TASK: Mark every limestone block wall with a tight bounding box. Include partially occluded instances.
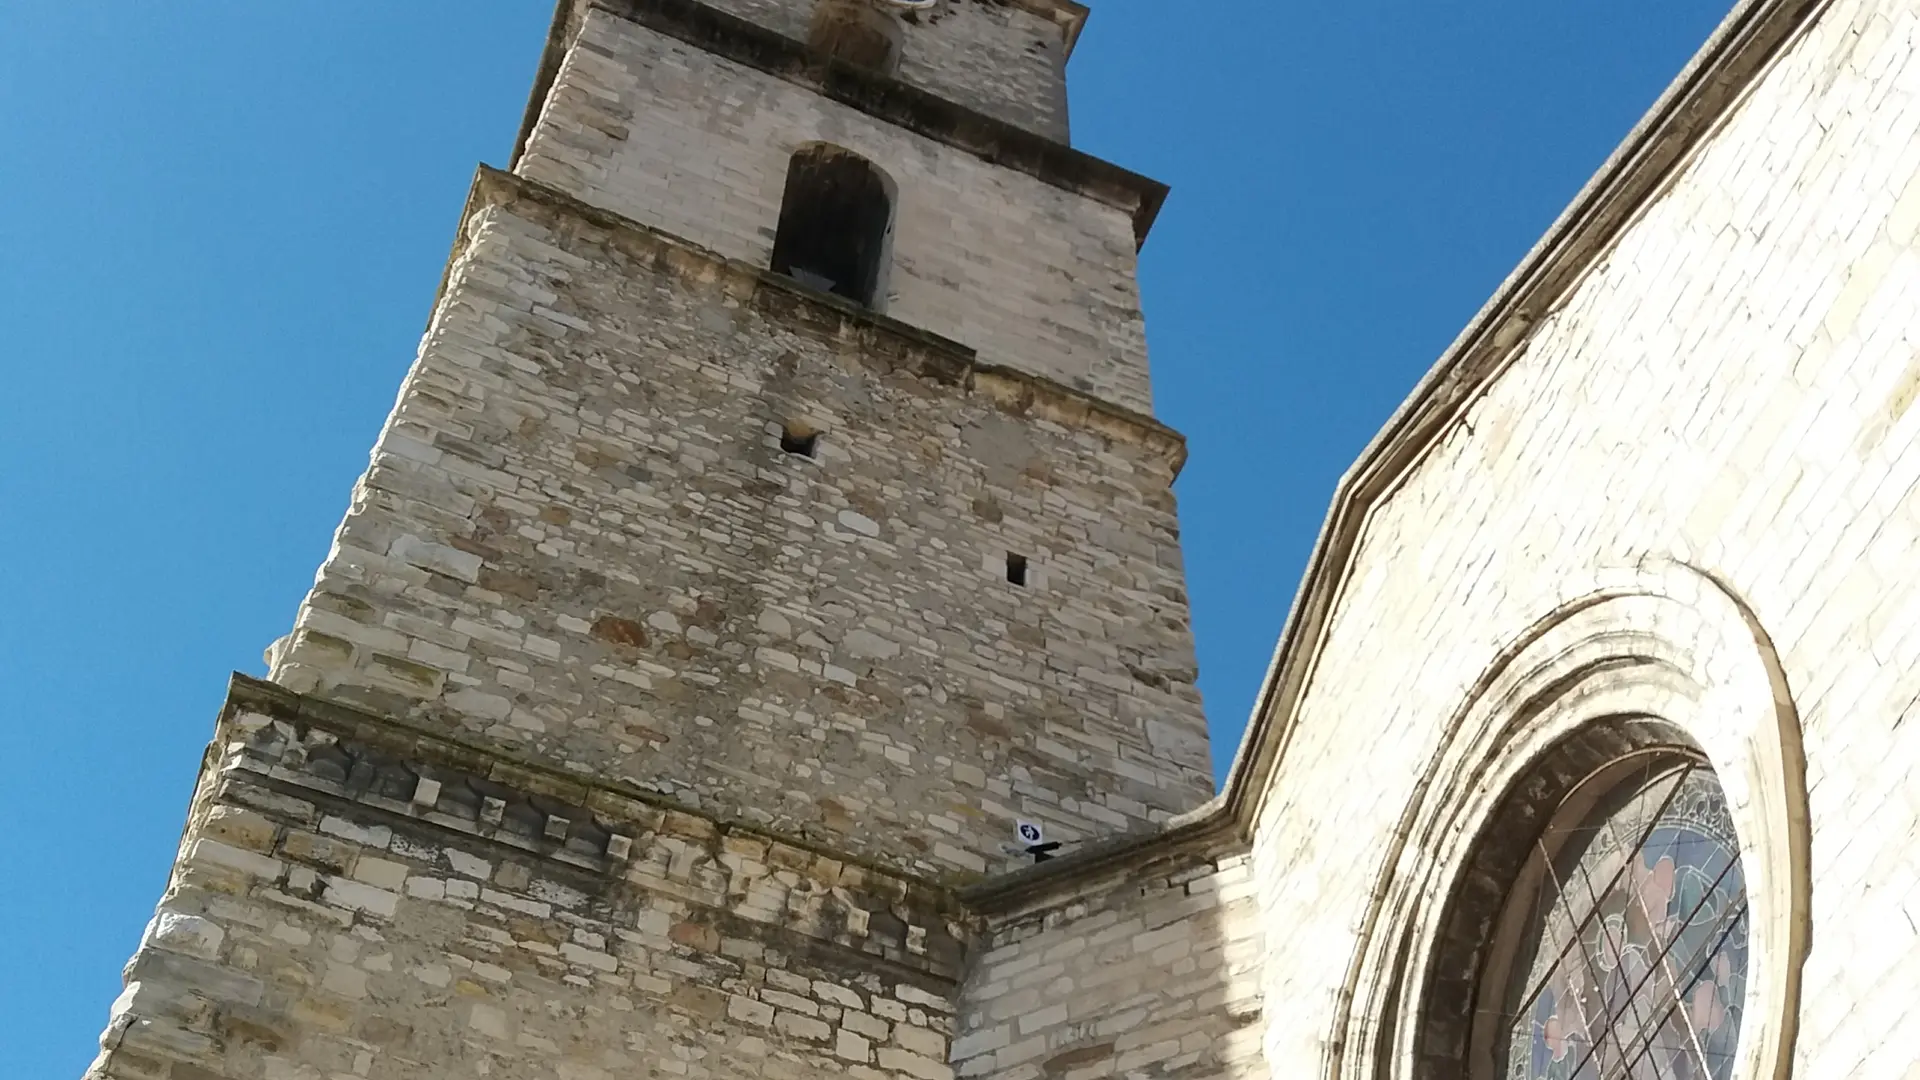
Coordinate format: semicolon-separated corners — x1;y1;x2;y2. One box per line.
90;681;968;1080
1247;0;1920;1074
271;171;1212;880
692;0;1074;140
954;848;1268;1080
518;9;1153;414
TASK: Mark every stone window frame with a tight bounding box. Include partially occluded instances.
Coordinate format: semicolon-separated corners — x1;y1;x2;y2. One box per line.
1322;561;1810;1080
769;141;900;311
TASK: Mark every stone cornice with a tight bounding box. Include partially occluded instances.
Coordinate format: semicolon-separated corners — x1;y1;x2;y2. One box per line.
218;673;972;904
209;675;974;984
509;0;1168;247
209;674;1237;927
438;165;1189;481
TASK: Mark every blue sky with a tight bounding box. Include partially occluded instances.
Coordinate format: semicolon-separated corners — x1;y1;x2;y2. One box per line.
0;1;1728;1071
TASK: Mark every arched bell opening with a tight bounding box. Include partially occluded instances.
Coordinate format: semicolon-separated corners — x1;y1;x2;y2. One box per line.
769;143;896;310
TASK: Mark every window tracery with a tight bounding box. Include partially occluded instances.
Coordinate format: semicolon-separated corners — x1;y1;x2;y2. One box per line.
1484;754;1749;1080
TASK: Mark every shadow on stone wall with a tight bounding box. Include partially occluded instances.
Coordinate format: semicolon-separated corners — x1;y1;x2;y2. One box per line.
953;845;1267;1080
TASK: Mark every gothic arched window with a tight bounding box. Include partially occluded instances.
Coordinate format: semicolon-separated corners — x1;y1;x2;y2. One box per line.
808;0;903;74
1476;752;1750;1080
769;144;894;309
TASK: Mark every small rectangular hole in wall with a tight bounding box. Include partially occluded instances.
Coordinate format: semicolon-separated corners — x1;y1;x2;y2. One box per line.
1006;553;1029;587
781;424;820;458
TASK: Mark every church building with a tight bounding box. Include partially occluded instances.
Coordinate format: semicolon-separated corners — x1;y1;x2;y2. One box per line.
83;0;1920;1078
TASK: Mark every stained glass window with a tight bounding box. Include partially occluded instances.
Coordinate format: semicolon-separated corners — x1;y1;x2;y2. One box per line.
1490;756;1749;1080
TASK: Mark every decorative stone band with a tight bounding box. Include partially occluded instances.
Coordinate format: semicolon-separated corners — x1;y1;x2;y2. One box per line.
959;795;1237;918
103;673;1258;1080
208;673;974;982
204;669;1254;926
439;165;1190;480
510;0;1169;246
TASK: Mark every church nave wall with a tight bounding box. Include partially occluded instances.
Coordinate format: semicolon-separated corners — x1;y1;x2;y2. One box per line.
1247;0;1920;1075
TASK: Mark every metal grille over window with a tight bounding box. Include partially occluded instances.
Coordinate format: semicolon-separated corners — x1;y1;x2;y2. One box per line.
1488;756;1749;1080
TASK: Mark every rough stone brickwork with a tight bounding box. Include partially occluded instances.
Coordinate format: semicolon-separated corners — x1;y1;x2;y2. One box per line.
269;170;1210;879
100;0;1920;1077
518;8;1155;413
86;0;1224;1074
1244;0;1920;1075
92;679;970;1080
955;845;1267;1080
691;0;1076;140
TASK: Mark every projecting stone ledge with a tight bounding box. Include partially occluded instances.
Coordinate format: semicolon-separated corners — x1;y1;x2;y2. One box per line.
512;0;1165;243
88;675;1260;1080
209;672;1234;903
445;165;1190;481
214;672;975;907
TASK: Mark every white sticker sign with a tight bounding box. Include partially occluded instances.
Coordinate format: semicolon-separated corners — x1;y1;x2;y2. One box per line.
1016;820;1045;846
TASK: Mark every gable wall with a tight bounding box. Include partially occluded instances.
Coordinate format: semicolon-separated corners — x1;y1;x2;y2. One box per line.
1249;0;1920;1073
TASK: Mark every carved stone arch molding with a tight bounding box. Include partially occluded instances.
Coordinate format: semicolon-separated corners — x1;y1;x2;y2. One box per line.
1327;559;1809;1080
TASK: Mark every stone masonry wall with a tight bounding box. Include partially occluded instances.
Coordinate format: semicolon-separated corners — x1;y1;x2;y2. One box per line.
270;171;1212;881
518;9;1153;414
90;681;968;1080
691;0;1073;140
1250;0;1920;1075
954;848;1267;1080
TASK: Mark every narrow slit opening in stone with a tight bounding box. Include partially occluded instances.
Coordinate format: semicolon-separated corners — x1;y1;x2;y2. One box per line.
1007;553;1029;586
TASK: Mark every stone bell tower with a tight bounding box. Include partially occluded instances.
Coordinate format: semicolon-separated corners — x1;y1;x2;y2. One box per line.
87;1;1211;1076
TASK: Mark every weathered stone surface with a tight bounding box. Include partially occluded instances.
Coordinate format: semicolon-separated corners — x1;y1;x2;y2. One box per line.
100;0;1920;1077
683;0;1076;140
140;913;225;962
1236;0;1920;1076
269;169;1208;877
90;688;974;1079
519;8;1153;413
